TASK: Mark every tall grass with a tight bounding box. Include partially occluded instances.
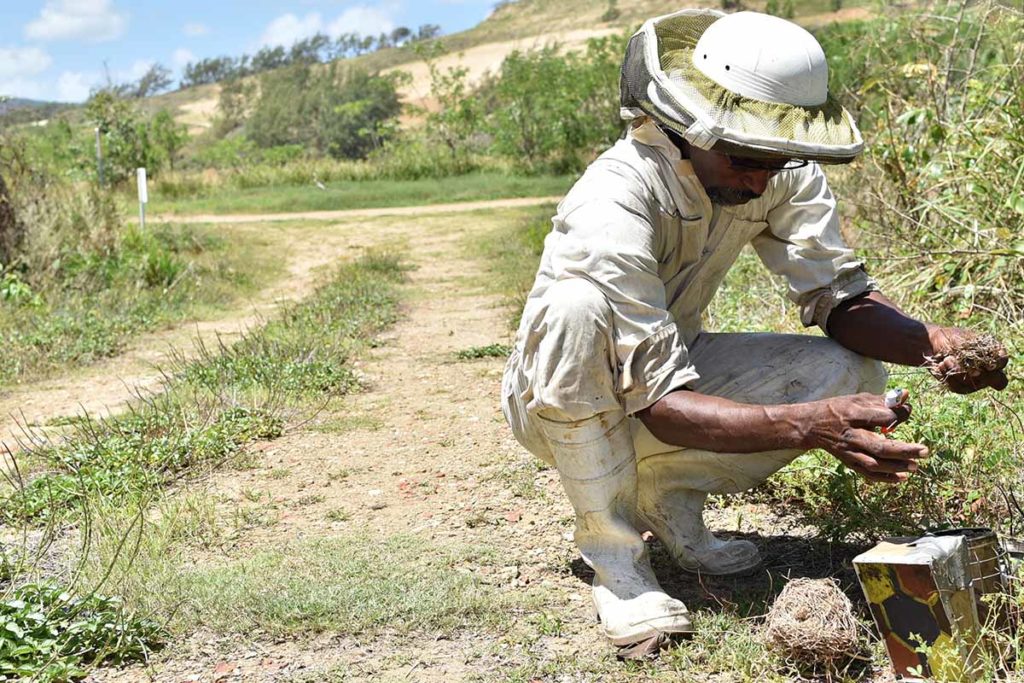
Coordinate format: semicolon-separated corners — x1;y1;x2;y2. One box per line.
0;136;271;386
820;2;1024;326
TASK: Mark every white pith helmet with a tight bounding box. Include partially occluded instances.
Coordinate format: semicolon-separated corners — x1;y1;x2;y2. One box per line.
693;12;828;107
619;9;863;163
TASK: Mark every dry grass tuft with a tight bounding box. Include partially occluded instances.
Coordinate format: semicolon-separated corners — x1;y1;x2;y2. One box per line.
925;333;1006;388
764;577;862;671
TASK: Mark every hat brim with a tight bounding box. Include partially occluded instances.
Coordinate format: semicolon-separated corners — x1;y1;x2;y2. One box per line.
620;9;863;164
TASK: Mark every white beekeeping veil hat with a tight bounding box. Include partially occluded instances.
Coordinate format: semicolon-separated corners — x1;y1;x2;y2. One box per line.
620;9;863;163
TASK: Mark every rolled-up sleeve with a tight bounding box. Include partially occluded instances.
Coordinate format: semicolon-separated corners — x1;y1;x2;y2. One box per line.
751;163;877;332
549;164;699;414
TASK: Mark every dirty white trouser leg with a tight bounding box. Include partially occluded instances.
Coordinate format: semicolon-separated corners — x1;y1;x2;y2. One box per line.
631;332;888;574
502;278;691;645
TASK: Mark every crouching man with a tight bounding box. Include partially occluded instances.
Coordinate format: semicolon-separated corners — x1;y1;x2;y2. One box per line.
501;9;1009;657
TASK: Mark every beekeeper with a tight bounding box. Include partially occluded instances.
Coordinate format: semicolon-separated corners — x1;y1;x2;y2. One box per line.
501;9;1009;656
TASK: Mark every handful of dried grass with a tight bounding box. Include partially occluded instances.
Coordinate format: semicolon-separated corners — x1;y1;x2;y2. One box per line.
764;578;861;669
925;333;1005;388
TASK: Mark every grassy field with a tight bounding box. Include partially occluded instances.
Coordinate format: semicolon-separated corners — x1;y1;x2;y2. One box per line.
149;172;571;215
0;221;279;388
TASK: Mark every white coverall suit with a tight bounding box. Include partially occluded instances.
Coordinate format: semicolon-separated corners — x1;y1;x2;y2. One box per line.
500;120;887;644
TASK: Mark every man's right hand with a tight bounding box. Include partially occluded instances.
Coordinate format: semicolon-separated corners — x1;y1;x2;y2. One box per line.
805;392;929;483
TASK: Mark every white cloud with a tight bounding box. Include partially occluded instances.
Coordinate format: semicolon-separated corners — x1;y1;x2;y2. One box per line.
326;6;395;37
57;71;96;102
25;0;128;43
259;5;398;48
260;12;324;47
0;77;46;101
172;48;195;68
183;22;209;37
0;47;52;80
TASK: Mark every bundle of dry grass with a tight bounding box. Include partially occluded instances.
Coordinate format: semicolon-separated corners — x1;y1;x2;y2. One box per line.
926;333;1006;389
764;578;861;670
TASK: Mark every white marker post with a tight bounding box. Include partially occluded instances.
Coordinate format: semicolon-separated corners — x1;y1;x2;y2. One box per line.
136;167;148;231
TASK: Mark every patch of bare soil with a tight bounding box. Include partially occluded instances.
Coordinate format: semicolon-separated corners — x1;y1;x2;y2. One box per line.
83;208;877;682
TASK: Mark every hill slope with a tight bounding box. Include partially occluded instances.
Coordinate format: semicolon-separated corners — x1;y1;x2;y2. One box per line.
147;0;875;135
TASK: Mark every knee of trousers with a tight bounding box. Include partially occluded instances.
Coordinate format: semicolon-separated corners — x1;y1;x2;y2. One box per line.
823;341;888;397
528;278;621;423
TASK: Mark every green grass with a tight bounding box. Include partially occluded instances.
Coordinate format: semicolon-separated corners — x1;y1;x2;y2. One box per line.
0;250;407;678
455;343;512;360
0;221;277;388
2;251;405;525
150;172;571;215
169;534;509;637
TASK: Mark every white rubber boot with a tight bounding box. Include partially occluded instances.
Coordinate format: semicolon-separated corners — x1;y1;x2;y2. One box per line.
537;411;692;645
637;454;761;576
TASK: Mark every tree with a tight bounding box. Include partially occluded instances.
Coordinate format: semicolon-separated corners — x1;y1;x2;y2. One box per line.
250;46;288;73
247;63;403;159
181;56;239;88
150;110;189;169
481;37;624;171
290;33;332;64
215;77;256;136
130;63;173;98
86;92;182;182
390;27;412;47
415;24;442;42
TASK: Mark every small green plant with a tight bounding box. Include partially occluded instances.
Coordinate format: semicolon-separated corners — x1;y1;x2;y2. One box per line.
325;508;351;522
455;343;511;360
0;582;164;681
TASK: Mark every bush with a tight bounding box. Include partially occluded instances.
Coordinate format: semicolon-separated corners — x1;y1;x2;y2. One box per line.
479;34;625;172
85;94;190;184
819;4;1024;324
247;63;404;160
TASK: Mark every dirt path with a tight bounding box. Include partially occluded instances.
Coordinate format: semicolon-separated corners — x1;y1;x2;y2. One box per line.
158;196;562;225
0;197;558;455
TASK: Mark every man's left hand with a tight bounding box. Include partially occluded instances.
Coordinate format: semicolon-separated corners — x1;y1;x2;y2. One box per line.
927;326;1009;393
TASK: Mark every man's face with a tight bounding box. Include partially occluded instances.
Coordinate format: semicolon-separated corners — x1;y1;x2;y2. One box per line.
686;146;791;206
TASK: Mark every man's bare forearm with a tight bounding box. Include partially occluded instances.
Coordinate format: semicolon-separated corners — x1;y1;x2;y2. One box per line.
637;390;815;453
638;387;925;482
826;291;935;366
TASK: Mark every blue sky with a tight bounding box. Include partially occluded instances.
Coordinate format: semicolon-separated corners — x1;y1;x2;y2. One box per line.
0;0;497;103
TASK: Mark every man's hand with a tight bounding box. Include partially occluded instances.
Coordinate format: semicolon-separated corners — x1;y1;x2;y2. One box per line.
805;392;929;484
926;326;1009;394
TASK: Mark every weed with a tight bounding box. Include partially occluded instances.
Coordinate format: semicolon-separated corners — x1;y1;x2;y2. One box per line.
0;582;164;682
240;488;266;503
230;505;279;533
455;343;511;360
310;415;384;433
325;508;351;522
327;468;351;482
291;494;325;508
267;468;291;480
